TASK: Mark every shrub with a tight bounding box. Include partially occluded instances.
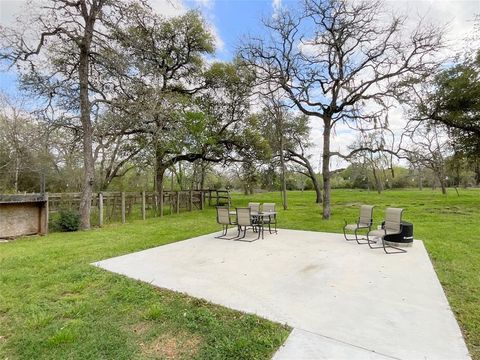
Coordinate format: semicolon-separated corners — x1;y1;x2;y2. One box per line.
57;210;81;232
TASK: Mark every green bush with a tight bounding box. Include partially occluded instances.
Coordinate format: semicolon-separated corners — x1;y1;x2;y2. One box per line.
57;210;81;232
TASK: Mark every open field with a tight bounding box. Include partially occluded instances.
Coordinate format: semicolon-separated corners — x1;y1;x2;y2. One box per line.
1;188;479;359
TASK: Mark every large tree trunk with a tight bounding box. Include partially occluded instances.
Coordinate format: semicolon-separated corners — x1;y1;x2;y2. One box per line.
313;177;322;204
302;154;322;204
155;147;167;194
436;166;447;195
78;34;94;230
322;120;331;219
474;159;480;186
155;147;167;217
200;162;206;190
438;172;447;195
280;139;288;210
77;2;104;230
439;178;447;195
177;162;183;189
372;167;383;194
155;164;166;195
306;166;322;204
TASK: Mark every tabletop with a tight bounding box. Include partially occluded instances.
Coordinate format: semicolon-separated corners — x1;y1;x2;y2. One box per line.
229;211;277;216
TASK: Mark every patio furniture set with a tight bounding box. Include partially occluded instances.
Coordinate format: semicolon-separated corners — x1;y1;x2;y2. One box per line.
343;205;414;254
215;202;277;242
215;202;413;252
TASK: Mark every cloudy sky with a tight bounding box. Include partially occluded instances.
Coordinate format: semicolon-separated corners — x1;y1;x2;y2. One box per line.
1;0;479;170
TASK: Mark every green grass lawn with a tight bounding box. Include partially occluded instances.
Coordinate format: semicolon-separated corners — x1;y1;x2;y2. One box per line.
0;210;290;359
1;188;479;359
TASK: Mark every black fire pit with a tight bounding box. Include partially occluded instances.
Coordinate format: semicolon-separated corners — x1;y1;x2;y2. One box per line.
384;221;414;247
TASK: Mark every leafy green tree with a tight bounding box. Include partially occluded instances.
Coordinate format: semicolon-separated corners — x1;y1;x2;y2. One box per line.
112;9;215;200
420;52;480;139
116;14;263;200
412;51;480;183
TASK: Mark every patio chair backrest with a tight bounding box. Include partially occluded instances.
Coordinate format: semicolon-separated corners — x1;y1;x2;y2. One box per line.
216;206;230;225
263;203;276;212
248;202;260;213
236;208;252;226
384;208;403;233
359;205;374;226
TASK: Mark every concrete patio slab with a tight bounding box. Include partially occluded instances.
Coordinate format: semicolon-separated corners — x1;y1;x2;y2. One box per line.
273;328;395;360
93;229;471;360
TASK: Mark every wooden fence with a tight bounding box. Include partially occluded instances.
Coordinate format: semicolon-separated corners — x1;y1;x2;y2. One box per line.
47;189;230;227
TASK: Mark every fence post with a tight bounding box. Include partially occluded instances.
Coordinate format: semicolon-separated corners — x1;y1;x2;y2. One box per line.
121;192;126;224
176;191;180;214
189;190;193;211
200;191;204;210
99;193;104;227
141;191;146;220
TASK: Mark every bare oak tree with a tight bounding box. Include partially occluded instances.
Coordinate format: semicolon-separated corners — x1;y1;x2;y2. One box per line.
348;131;394;194
404;122;451;194
241;0;443;218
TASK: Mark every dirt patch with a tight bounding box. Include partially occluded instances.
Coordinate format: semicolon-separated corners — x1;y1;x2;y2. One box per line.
141;331;202;359
128;321;152;336
343;202;363;207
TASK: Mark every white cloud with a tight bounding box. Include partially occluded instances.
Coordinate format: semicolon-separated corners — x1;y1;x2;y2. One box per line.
384;0;479;55
0;0;187;25
192;0;214;10
0;0;33;26
149;0;186;17
207;22;224;52
272;0;282;18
